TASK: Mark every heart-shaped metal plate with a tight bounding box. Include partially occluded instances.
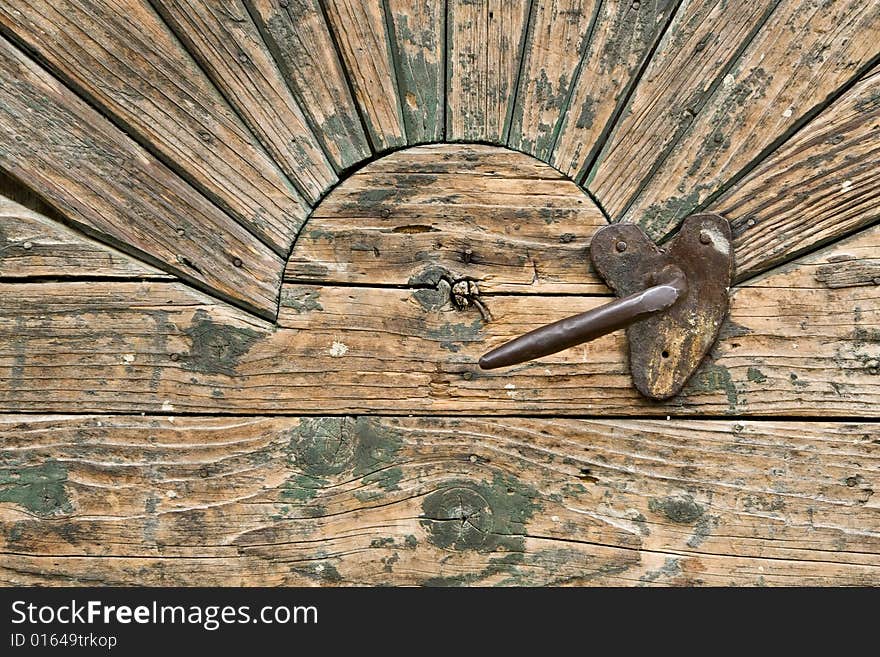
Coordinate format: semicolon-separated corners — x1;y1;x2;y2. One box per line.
590;214;734;400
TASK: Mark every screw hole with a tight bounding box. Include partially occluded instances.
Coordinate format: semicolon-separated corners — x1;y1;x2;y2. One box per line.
661;350;669;358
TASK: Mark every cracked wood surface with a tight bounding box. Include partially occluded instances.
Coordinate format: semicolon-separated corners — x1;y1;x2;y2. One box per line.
0;0;309;255
593;0;880;238
1;147;877;416
152;0;338;204
0;34;282;316
0;415;876;586
0;2;878;587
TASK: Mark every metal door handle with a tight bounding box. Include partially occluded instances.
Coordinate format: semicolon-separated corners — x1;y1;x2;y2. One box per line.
478;214;735;400
479;265;687;369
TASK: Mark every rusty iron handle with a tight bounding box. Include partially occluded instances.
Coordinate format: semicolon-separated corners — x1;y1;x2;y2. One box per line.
478;265;688;370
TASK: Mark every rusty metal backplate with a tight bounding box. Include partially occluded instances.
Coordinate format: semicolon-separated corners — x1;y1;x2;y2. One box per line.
590;214;734;400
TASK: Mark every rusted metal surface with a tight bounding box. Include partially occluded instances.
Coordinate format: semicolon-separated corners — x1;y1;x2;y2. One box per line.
591;213;734;400
479;266;687;369
479;213;734;400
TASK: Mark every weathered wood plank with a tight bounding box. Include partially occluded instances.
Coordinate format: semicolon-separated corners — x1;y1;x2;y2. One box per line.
321;0;406;151
508;0;600;159
0;196;170;280
447;0;531;142
386;0;445;143
0;0;308;253
596;0;880;239
1;415;876;586
152;0;338;203
550;0;680;178
247;0;372;170
0;35;283;315
1;221;877;415
585;0;779;224
285;144;608;293
711;66;880;282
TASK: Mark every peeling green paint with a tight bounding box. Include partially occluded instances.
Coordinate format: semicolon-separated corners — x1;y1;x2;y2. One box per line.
649;494;704;524
426;319;484;352
747;367;767;383
686;362;737;411
283;289;323;314
183;309;262;376
421;473;540;553
0;461;70;517
424;552;526;587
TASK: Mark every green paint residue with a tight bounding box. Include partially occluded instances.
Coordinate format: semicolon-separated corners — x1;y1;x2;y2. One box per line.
183;309;262;376
747;367;767;383
421;473;540;554
0;461;71;517
426;320;484;353
686;362;737;412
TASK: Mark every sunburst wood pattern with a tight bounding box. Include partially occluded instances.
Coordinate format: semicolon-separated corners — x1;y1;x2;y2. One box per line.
0;0;878;587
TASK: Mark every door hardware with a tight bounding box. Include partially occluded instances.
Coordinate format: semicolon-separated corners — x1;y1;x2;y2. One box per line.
479;214;734;400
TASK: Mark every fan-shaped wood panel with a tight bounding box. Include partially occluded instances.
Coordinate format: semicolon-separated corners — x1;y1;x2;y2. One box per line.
0;0;878;587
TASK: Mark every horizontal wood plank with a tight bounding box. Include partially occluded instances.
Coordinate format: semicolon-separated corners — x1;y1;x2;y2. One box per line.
152;0;338;203
0;221;877;415
0;0;309;253
711;66;880;282
1;415;876;585
0;36;283;316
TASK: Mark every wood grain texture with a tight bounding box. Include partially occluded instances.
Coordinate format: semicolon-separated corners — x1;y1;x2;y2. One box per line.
0;36;283;316
1;415;876;586
550;0;680;178
386;0;445;143
711;65;880;282
507;0;600;160
586;0;780;223
321;0;406;151
247;0;372;170
601;0;880;239
0;193;876;416
152;0;337;203
285;144;609;293
0;0;308;254
0;197;170;280
447;0;531;142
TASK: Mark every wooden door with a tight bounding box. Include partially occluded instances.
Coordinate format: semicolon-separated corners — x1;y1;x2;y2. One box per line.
0;0;878;586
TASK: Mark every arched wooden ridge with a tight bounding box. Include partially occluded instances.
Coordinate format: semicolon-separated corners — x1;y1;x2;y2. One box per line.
0;1;878;585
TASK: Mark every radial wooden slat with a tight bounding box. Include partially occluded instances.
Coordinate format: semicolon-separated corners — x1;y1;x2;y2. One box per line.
247;0;371;170
0;0;309;254
321;0;406;151
583;0;779;220
593;0;880;239
447;0;531;142
508;0;600;160
0;197;171;280
549;0;680;178
0;35;282;315
386;0;445;143
152;0;337;203
1;415;876;585
711;65;880;282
